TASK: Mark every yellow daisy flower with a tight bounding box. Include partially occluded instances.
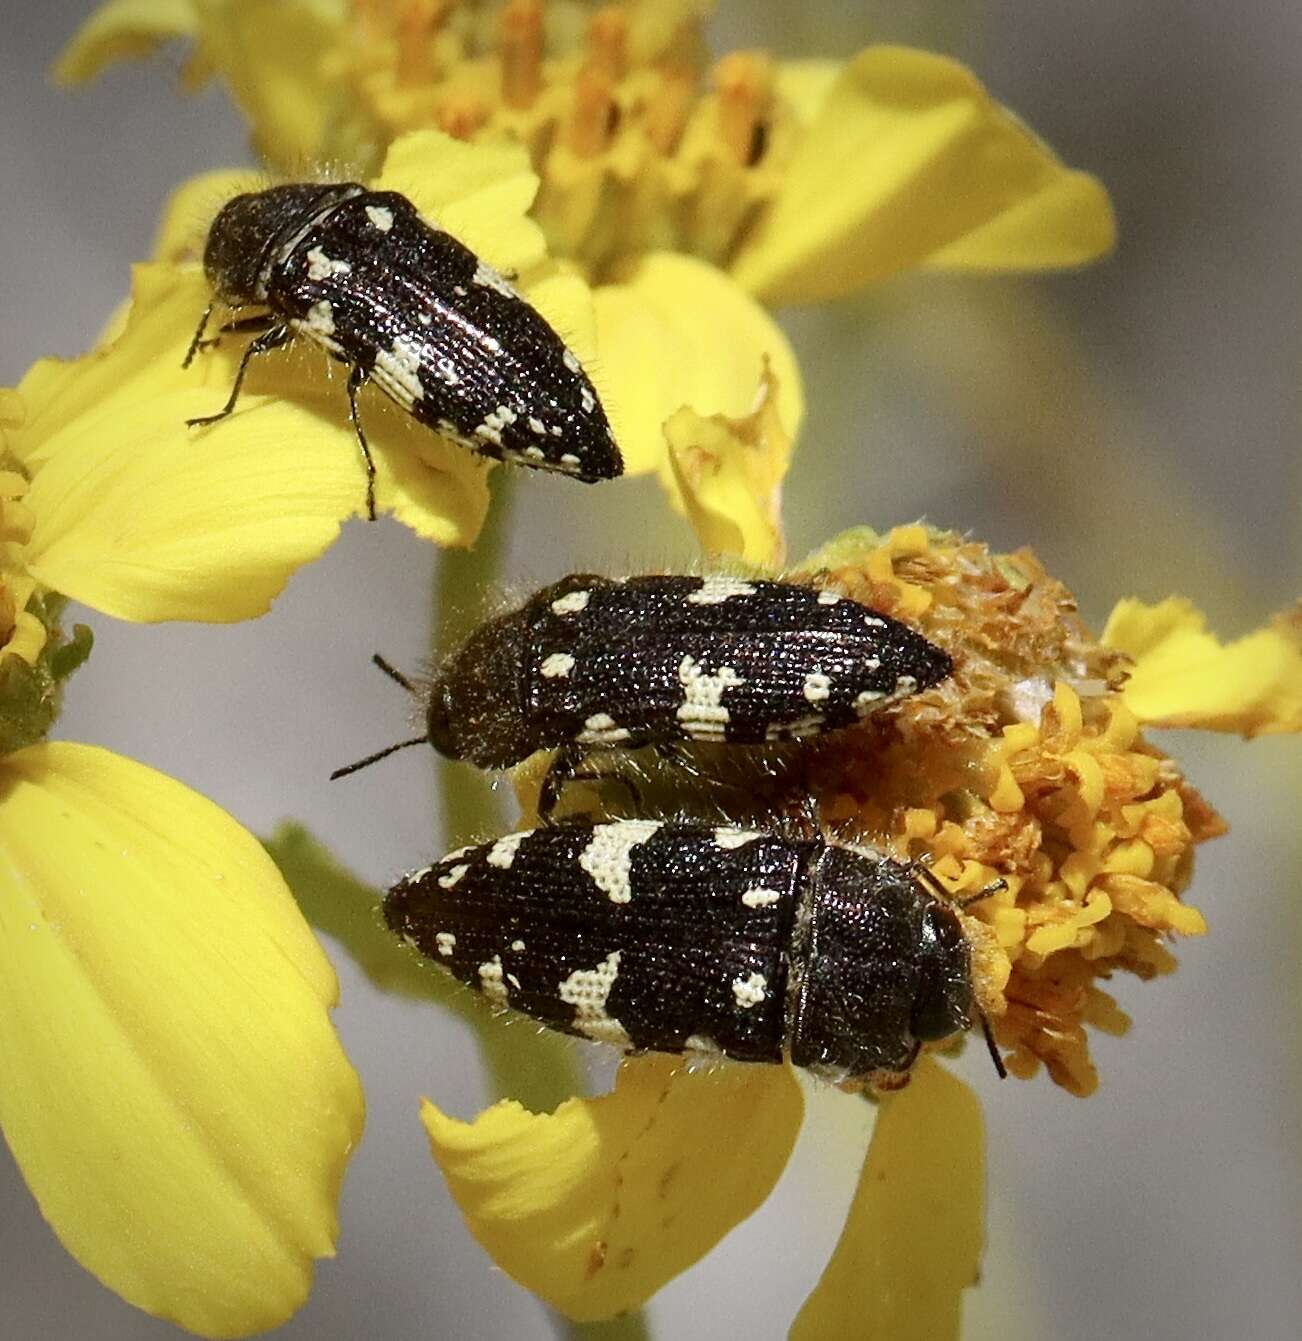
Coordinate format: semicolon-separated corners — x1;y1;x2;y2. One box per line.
340;412;1291;1330
409;520;1297;1329
15;126;797;592
1;391;364;1335
57;0;1116;303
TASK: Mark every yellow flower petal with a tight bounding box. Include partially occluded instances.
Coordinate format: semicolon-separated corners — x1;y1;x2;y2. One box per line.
53;0;198;85
733;46;1116;305
0;742;363;1337
665;361;790;566
790;1058;983;1341
15;263;488;621
1102;597;1302;735
593;251;804;479
186;0;351;169
424;1053;803;1321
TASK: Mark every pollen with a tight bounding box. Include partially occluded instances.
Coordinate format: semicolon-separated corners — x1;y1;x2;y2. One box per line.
333;0;792;279
796;526;1222;1097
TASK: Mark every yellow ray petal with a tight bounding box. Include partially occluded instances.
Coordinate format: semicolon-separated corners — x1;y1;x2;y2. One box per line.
15;264;488;621
376;130;548;278
1103;597;1302;735
53;0;198;85
665;361;790;566
186;0;349;171
593;251;804;480
733;46;1115;305
424;1053;803;1322
0;742;363;1337
790;1058;984;1341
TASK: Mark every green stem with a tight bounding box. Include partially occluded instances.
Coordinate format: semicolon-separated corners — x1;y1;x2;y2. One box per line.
431;471;583;1113
433;474;653;1340
557;1312;653;1341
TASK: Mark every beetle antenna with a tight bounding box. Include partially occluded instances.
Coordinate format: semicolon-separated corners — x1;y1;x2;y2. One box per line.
372;652;417;693
978;1012;1008;1080
330;736;427;780
957;877;1008;909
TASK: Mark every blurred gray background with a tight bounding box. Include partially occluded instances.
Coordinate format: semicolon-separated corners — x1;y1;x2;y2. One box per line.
2;2;1299;1339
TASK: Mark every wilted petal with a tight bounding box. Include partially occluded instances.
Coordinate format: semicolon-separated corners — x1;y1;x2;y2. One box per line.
0;742;363;1337
791;1059;983;1341
1103;596;1302;735
423;1053;803;1321
15;264;488;621
665;361;790;565
53;0;198;85
593;251;803;479
733;46;1116;305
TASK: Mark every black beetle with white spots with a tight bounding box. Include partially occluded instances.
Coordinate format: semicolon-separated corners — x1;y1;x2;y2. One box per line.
332;571;954;815
185;183;622;518
385;819;980;1083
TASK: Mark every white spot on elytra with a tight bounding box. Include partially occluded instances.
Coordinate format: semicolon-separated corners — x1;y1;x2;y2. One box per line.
803;671;831;703
510;939;526;952
372;334;425;406
435;931;456;957
528;416;547;435
580;388;596;414
817;590;842;605
853;690;885;715
418;312;433;326
742;886;781;909
507;972;522;990
676;655;742;740
895;675;918;696
578;712;630;744
478;955;509;1005
541;652;575;678
562;349;582;374
683;1034;720;1054
766;713;824;741
437;863;468;889
303;299;335;336
434;356;459;387
473;259;518;298
579;820;662;903
559;950;630;1046
487;832;527;869
480;334;502;353
365;204;394;231
560;453;581;467
523;445;545;460
732;972;768;1009
687;577;757;605
453;284;468;296
475;421;502;446
551;589;590;615
714;828;762;849
305;247;351;280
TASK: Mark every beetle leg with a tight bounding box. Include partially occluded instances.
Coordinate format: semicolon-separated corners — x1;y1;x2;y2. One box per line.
346;364;378;520
186;322;293;428
182;302;215;369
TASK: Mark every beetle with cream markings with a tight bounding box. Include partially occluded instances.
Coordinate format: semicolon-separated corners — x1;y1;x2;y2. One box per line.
331;572;954;814
386;819;986;1082
185;182;622;518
